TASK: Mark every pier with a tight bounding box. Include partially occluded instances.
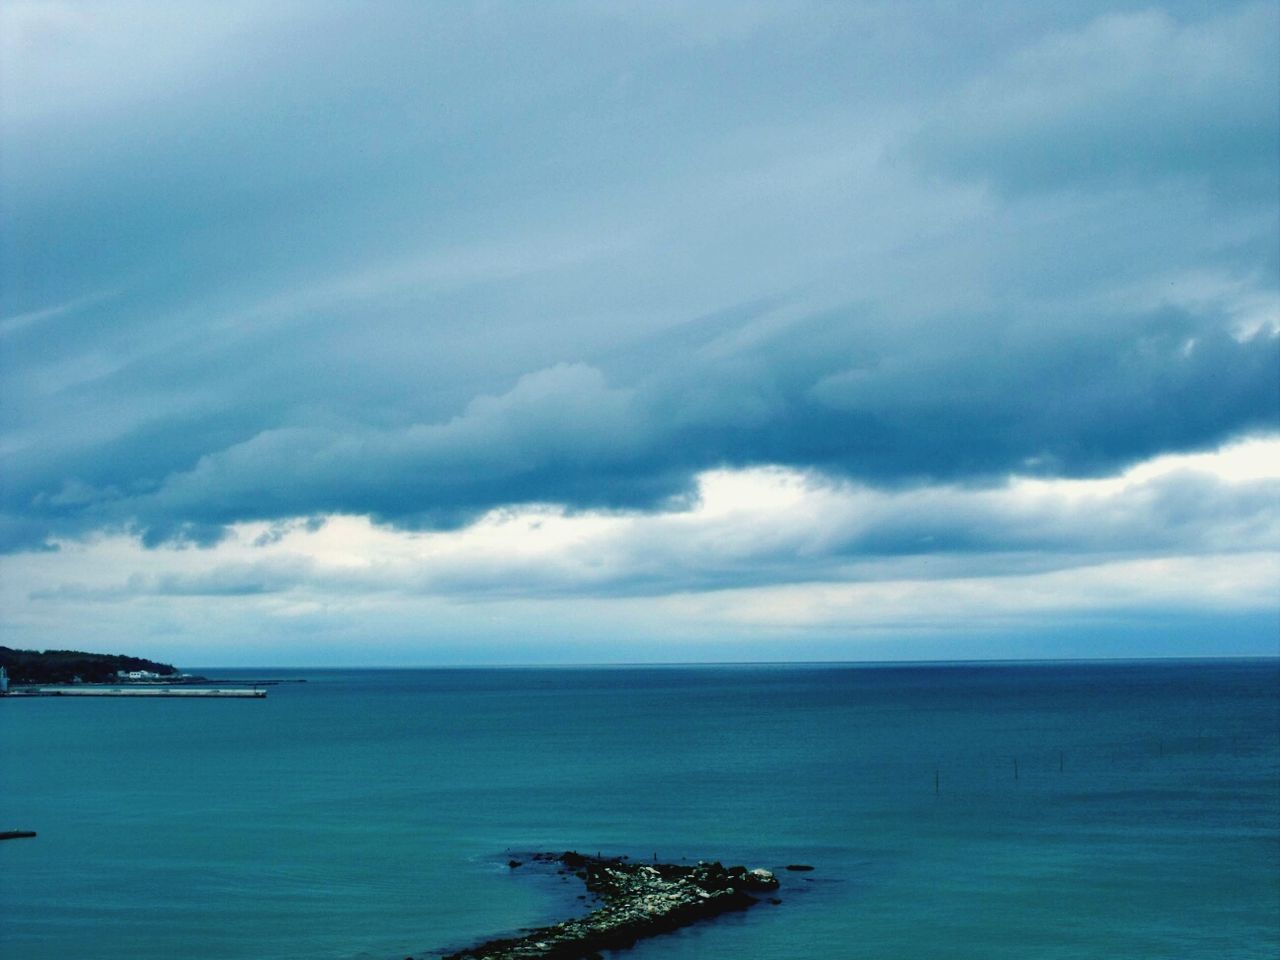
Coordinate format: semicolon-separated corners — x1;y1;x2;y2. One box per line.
8;687;266;698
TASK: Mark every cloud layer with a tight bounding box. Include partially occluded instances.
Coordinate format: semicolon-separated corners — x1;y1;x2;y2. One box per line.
1;2;1277;660
4;439;1277;659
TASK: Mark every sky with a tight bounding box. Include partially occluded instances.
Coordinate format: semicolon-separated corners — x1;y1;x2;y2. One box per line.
1;0;1277;666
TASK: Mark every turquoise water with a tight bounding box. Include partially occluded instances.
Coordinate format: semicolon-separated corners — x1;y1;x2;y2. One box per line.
1;660;1277;959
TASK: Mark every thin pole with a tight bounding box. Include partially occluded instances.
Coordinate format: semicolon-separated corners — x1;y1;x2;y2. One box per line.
1013;757;1019;781
934;769;940;796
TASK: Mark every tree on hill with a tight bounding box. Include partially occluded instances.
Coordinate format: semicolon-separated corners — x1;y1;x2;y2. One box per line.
0;647;180;685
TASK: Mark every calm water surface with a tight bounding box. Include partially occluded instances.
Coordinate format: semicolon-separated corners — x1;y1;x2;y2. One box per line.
2;660;1277;959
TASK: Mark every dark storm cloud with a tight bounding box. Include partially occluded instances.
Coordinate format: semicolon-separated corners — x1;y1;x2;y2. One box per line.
6;298;1271;551
2;1;1276;551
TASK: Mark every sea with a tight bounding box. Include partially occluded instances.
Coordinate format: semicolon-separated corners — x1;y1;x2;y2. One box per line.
1;659;1277;960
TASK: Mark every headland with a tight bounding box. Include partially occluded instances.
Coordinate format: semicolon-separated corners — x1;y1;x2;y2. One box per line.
0;646;191;686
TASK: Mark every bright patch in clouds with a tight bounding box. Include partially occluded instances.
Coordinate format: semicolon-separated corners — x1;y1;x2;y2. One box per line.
4;437;1276;662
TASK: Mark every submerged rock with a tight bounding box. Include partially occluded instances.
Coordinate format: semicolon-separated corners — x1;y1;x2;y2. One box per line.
440;852;784;960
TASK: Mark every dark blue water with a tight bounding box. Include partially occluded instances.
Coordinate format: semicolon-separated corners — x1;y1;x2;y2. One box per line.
2;660;1277;959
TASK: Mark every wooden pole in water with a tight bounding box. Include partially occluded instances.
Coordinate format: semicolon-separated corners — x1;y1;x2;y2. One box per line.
1013;757;1019;781
1059;751;1064;773
934;769;940;796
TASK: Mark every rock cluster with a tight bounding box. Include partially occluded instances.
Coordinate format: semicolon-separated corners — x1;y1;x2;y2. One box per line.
439;851;780;960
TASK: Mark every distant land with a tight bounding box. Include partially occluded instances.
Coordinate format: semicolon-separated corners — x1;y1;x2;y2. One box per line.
0;646;185;685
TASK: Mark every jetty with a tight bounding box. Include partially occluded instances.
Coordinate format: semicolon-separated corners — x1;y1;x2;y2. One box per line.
437;852;781;960
7;687;265;698
0;831;37;841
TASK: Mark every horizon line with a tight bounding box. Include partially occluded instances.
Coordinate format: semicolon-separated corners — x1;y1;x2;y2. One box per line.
188;654;1280;670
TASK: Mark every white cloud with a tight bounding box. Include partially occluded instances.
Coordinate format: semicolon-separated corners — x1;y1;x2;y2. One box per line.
5;435;1276;659
661;552;1280;632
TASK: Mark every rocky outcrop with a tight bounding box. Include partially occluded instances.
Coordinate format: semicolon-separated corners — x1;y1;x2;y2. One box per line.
439;852;781;960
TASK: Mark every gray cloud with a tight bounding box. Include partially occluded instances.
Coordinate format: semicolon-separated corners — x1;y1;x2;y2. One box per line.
907;4;1279;197
1;1;1276;552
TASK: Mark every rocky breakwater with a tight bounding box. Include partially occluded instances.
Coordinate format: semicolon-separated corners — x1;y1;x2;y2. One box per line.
440;851;781;960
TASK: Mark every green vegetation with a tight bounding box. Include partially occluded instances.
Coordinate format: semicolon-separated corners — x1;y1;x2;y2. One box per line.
0;647;179;685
